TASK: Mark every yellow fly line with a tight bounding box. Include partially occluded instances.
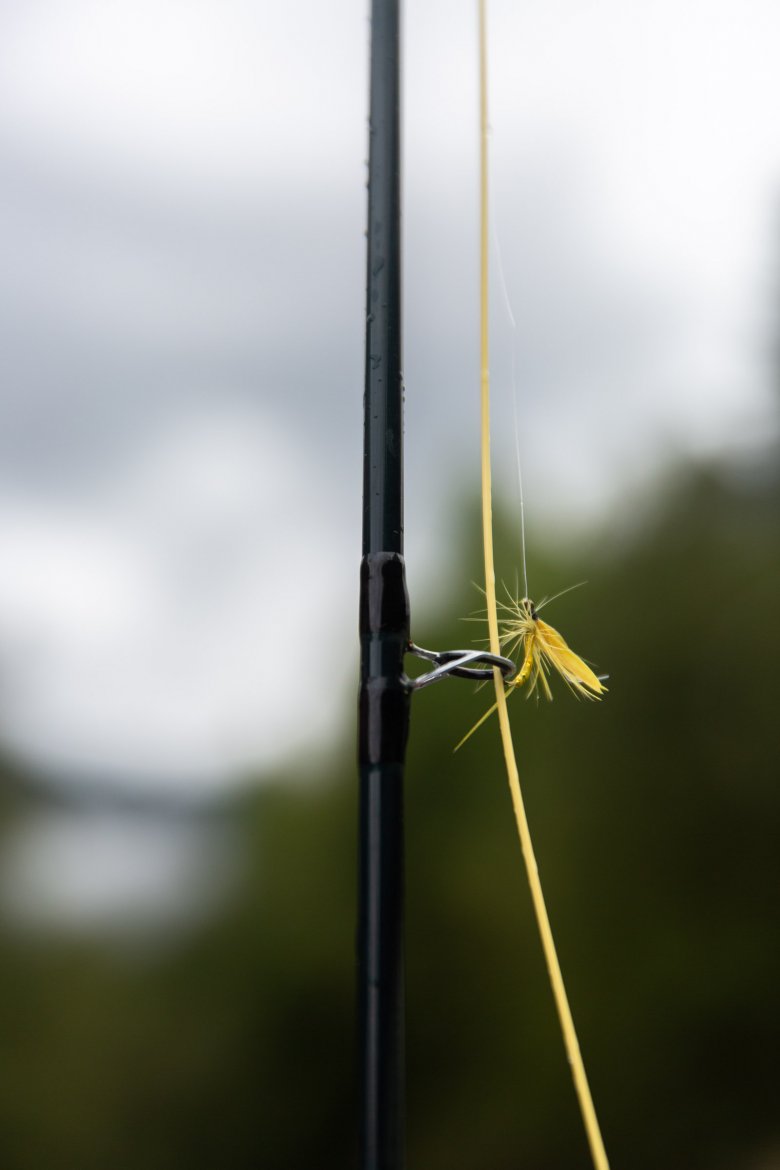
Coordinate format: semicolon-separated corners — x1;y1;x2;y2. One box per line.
476;4;610;1168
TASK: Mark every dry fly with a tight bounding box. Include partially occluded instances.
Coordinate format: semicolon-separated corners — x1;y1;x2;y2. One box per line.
456;590;606;750
500;593;605;700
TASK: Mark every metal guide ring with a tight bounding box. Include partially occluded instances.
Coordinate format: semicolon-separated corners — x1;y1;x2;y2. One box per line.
407;642;517;690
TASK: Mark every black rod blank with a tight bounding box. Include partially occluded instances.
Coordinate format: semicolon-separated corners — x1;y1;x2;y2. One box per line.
357;1;409;1168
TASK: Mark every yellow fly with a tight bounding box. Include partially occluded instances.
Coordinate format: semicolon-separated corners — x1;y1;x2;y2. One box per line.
500;594;605;700
455;592;606;750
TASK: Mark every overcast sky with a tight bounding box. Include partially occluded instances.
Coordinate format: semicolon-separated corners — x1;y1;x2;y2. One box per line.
1;0;779;799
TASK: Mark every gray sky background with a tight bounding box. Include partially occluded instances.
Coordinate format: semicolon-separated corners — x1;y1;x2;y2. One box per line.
1;0;779;799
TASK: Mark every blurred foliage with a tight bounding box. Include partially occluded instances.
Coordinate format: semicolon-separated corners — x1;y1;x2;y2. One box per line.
0;452;779;1169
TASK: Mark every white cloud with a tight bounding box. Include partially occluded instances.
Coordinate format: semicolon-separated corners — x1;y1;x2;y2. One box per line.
0;807;234;935
0;0;367;191
0;408;355;792
0;0;779;798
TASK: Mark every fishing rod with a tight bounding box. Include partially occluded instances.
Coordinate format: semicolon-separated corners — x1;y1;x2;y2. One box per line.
356;0;406;1163
356;4;514;1168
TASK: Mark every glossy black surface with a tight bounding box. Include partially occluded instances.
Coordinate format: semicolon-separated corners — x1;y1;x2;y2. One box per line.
357;3;408;1167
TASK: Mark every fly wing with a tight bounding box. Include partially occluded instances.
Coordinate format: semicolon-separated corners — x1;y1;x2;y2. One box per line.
535;618;606;697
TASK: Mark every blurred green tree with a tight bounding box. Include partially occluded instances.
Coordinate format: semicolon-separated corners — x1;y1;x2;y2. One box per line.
0;450;778;1170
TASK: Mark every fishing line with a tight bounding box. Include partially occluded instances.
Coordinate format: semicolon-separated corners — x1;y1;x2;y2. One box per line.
490;204;529;598
477;4;610;1168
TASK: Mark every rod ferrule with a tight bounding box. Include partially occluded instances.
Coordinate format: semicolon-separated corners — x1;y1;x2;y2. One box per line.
359;551;411;768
